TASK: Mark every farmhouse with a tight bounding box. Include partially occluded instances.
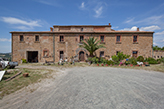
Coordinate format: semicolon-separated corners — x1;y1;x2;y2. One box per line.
10;23;154;63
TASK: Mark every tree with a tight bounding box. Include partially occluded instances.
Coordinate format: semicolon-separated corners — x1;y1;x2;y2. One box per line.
80;37;105;57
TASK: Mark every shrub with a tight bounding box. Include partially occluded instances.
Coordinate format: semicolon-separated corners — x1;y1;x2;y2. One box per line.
137;56;144;62
88;57;92;62
22;59;27;63
102;59;107;64
112;55;119;63
91;57;97;64
129;57;137;65
107;60;114;65
161;58;164;65
144;57;158;64
117;52;130;61
125;61;130;65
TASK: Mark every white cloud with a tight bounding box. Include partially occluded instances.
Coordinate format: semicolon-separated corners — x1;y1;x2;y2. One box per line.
35;0;61;7
78;1;107;18
155;31;164;35
140;25;161;31
80;2;85;9
0;17;42;30
121;26;138;31
124;15;164;25
153;42;158;45
94;6;103;18
125;17;135;23
0;38;11;42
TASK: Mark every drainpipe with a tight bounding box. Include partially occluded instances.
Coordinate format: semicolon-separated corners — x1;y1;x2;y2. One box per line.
53;33;55;62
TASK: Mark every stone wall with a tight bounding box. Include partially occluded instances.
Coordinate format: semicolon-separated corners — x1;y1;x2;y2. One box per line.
153;50;164;59
12;32;153;63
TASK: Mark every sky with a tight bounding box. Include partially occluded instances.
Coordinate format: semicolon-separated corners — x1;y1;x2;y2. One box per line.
0;0;164;53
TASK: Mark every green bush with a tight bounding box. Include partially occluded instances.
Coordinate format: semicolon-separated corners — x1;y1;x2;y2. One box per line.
112;55;119;63
125;61;130;65
102;59;107;64
144;57;158;64
22;59;27;63
107;60;114;65
117;52;130;61
91;57;97;64
137;56;144;62
129;57;137;65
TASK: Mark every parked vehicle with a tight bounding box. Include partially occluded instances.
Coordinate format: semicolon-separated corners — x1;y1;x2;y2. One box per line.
0;57;18;69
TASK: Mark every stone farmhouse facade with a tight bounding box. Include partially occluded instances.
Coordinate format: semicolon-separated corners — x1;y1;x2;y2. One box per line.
10;23;154;63
153;50;164;59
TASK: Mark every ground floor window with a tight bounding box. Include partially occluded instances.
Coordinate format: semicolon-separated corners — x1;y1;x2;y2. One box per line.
116;51;120;55
132;51;138;58
100;51;104;57
60;51;64;59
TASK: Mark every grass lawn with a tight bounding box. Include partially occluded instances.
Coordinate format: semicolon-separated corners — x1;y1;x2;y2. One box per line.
0;68;52;99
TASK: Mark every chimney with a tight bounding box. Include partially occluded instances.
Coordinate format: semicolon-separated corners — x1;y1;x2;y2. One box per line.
137;27;139;31
50;27;53;32
108;23;111;26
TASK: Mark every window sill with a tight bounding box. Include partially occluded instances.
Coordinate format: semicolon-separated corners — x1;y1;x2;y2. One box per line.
100;42;105;44
133;42;138;44
58;41;65;43
43;56;49;58
116;42;121;44
35;41;40;43
19;41;25;43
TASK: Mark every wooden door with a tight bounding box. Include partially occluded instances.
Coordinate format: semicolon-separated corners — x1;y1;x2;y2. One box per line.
79;51;84;61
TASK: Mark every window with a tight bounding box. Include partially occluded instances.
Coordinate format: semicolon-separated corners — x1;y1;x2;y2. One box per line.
60;51;64;59
35;35;39;41
81;28;83;31
20;35;24;41
133;35;138;42
161;56;163;58
100;35;104;42
60;36;64;42
100;51;104;57
43;50;48;57
132;51;138;58
116;35;121;42
80;36;84;42
116;51;120;55
158;56;159;58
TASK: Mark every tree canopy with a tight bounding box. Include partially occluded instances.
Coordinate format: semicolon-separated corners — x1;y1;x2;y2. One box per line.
80;37;105;57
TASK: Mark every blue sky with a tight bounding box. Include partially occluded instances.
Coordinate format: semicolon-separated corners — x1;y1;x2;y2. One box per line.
0;0;164;53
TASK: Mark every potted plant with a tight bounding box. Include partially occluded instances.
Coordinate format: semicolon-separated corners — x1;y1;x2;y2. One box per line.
106;64;108;66
97;63;99;66
101;63;104;66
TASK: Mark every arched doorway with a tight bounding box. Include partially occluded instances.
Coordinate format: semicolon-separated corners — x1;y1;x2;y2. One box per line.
79;51;85;61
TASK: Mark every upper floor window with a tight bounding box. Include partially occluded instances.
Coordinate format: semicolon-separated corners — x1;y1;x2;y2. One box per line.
116;35;121;42
60;35;64;42
133;35;138;42
80;35;84;42
81;28;83;31
35;35;39;42
100;51;104;57
20;35;24;41
100;35;104;42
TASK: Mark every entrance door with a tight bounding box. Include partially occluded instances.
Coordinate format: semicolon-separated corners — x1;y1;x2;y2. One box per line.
79;51;84;61
27;51;38;63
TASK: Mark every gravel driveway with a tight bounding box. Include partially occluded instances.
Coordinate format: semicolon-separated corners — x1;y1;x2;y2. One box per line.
0;66;164;109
